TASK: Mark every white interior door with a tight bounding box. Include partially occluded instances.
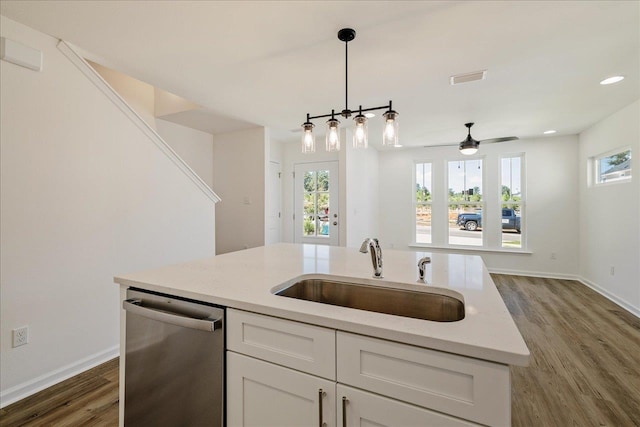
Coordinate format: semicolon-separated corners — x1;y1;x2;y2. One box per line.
294;161;339;245
265;161;281;245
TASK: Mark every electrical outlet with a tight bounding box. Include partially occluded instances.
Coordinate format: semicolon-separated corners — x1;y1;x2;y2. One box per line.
610;266;615;276
12;326;29;348
550;252;557;260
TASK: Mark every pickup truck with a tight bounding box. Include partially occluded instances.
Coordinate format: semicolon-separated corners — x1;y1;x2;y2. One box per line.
456;208;521;233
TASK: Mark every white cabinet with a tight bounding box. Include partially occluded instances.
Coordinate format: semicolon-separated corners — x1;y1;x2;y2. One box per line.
227;309;507;426
227;352;336;427
337;385;477;427
337;332;509;426
227;309;335;380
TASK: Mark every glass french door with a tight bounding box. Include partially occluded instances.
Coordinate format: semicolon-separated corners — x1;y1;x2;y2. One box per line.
294;161;339;245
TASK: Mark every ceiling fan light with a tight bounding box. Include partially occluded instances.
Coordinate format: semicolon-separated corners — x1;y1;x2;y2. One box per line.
326;117;341;152
301;121;315;153
382;110;399;147
459;137;479;155
353;113;368;149
460;146;478;155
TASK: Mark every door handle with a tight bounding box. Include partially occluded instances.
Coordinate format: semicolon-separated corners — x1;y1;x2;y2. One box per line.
123;299;222;332
318;389;326;427
342;396;348;427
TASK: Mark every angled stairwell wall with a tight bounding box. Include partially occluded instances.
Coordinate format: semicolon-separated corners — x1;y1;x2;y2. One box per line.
0;16;218;405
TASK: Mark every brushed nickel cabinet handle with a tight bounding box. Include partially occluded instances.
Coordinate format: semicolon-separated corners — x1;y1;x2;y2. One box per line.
318;388;327;427
342;396;348;427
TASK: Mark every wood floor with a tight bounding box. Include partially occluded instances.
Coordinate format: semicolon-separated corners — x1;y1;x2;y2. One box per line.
493;275;640;427
0;358;118;427
1;275;638;426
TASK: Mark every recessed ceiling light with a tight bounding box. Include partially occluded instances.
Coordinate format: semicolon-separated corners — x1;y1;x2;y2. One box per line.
543;130;556;134
600;76;624;85
364;113;375;118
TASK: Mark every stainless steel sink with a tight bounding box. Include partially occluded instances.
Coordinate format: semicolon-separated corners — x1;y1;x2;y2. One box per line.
275;278;465;322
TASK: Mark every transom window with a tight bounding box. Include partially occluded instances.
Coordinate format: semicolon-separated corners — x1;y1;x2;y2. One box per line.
594;149;631;184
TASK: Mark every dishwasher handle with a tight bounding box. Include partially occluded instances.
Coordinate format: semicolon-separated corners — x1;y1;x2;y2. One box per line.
123;298;222;332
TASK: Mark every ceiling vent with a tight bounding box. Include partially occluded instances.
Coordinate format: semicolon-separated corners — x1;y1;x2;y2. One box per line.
450;70;487;85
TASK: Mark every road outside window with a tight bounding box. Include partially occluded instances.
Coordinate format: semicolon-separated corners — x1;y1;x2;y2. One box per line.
501;156;524;249
448;159;483;246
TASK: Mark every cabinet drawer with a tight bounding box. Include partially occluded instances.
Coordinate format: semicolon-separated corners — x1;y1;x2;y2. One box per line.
337;332;510;426
337;384;479;427
228;309;336;380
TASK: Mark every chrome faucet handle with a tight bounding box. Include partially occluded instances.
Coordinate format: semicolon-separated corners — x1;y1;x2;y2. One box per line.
359;238;372;253
418;256;431;282
360;238;383;278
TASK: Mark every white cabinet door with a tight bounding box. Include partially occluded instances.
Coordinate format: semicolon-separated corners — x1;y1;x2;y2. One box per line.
228;352;336;427
336;385;479;427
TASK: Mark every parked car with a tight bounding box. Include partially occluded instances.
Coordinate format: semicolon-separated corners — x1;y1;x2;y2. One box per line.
456;209;521;233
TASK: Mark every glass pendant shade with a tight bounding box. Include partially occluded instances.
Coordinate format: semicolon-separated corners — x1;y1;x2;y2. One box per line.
382;110;399;146
353;114;368;148
326;117;341;152
301;122;315;153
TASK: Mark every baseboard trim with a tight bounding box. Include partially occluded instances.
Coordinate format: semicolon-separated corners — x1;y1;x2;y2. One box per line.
0;345;119;408
488;268;640;319
577;276;640;319
487;268;577;281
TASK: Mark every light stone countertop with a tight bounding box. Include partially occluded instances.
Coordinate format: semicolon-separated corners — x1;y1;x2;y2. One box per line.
114;243;530;366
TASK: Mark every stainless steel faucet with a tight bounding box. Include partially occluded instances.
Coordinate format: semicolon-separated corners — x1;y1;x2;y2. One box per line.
360;238;383;278
418;256;431;282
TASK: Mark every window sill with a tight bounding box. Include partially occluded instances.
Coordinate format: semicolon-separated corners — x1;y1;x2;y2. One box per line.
409;243;532;255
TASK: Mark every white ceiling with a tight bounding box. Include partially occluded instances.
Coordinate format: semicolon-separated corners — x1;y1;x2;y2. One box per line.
1;1;638;148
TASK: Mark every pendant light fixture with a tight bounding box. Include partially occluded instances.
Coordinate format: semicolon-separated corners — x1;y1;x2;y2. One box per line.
301;28;399;153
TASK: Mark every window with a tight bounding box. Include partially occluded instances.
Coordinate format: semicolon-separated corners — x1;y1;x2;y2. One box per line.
415;162;432;243
448;159;483;246
303;169;330;237
501;155;524;248
595;149;631;184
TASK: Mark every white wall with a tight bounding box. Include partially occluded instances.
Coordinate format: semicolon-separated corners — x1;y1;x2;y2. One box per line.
578;100;640;315
0;16;216;404
212;127;267;254
344;130;380;248
156;119;214;189
89;60;157;128
90;61;214;189
378;135;580;277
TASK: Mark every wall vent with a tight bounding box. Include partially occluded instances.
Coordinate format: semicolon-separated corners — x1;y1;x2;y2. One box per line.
450;70;487;85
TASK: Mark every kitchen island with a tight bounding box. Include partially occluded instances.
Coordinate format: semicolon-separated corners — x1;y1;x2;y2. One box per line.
115;243;529;426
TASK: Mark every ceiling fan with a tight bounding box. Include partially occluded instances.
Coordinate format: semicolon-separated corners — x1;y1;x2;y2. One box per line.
426;123;518;155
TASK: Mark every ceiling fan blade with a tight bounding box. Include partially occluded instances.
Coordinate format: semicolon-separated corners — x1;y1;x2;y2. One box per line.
479;136;519;144
422;142;459;148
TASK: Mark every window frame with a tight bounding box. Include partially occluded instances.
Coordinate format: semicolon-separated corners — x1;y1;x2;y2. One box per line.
413;160;434;244
592;146;632;186
500;153;526;250
446;157;485;248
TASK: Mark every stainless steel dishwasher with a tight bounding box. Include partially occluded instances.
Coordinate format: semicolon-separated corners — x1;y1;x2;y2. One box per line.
123;288;224;426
